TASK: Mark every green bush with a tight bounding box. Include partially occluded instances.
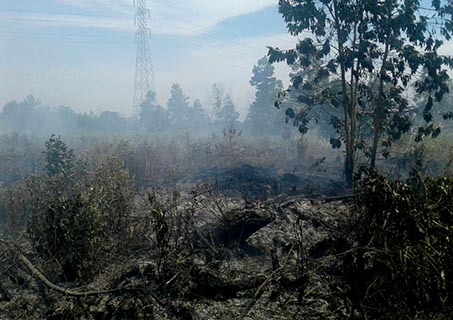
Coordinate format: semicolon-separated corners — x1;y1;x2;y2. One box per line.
26;136;135;281
84;157;135;238
44;134;74;178
348;167;453;319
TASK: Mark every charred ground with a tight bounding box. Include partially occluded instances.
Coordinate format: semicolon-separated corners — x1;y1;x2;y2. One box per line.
0;134;452;320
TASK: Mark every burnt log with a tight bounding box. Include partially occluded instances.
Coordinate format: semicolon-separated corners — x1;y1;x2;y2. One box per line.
194;205;275;248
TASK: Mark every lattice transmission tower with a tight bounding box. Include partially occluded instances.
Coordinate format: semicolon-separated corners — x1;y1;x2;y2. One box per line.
133;0;154;116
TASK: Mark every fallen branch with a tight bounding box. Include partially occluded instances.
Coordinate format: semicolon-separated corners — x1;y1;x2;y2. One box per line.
18;253;130;297
3;238;196;320
19;251;193;318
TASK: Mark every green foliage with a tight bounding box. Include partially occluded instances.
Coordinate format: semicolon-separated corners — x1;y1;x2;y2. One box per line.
0;95;40;132
217;95;239;129
167;83;191;129
0;176;43;234
0;133;43;184
139;90;169;133
26;136;135;281
44;134;74;178
84;157;135;236
0;96;138;136
348;167;453;319
139;88;212;134
211;83;240;130
29;195;102;281
245;56;285;135
189;99;210;131
270;0;453;182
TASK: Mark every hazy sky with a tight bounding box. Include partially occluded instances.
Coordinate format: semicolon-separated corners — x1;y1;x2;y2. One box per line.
0;0;295;118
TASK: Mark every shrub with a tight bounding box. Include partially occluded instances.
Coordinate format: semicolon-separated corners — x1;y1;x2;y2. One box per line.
44;134;74;178
347;167;453;319
84;157;135;238
26;136;135;281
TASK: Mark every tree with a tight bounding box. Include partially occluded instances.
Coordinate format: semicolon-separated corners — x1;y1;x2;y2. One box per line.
217;94;240;129
211;83;240;130
415;78;453;132
245;56;285;135
52;106;79;133
1;95;40;132
139;90;169;133
97;111;128;133
28;137;135;281
269;0;453;184
212;83;225;120
44;134;74;178
187;99;211;133
167;83;190;130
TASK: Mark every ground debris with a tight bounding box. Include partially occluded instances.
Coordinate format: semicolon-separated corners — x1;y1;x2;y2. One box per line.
0;191;352;319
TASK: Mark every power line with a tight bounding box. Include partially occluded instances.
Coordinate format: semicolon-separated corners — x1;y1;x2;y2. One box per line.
0;32;260;73
149;0;266;48
0;27;263;61
1;4;285;76
0;13;272;66
1;13;272;66
2;3;269;52
148;2;267;52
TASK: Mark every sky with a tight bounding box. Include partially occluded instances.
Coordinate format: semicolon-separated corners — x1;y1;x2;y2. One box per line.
0;0;296;118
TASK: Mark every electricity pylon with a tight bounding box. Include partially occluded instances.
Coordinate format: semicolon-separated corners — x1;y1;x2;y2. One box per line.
133;0;154;117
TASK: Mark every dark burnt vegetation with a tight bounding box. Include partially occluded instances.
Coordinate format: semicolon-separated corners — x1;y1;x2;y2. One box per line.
0;134;351;319
0;131;450;319
345;167;453;319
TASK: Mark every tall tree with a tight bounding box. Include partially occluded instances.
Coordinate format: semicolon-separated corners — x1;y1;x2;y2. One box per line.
139;90;169;133
269;0;453;184
187;99;211;133
211;82;225;120
1;95;40;132
415;78;453;132
246;56;285;135
211;83;240;129
167;83;190;130
217;94;240;129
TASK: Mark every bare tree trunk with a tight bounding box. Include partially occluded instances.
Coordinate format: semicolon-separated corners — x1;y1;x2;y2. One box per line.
334;3;354;186
345;139;354;186
370;41;390;167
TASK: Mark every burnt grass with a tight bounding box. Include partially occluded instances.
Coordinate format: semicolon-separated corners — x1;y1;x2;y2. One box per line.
0;164;355;320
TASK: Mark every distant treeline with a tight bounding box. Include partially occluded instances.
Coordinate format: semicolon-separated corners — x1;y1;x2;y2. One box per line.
3;55;451;140
1;57;292;137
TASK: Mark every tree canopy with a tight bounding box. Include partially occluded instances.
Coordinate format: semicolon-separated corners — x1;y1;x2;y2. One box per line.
211;83;240;129
167;83;191;130
246;57;285;135
269;0;453;184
